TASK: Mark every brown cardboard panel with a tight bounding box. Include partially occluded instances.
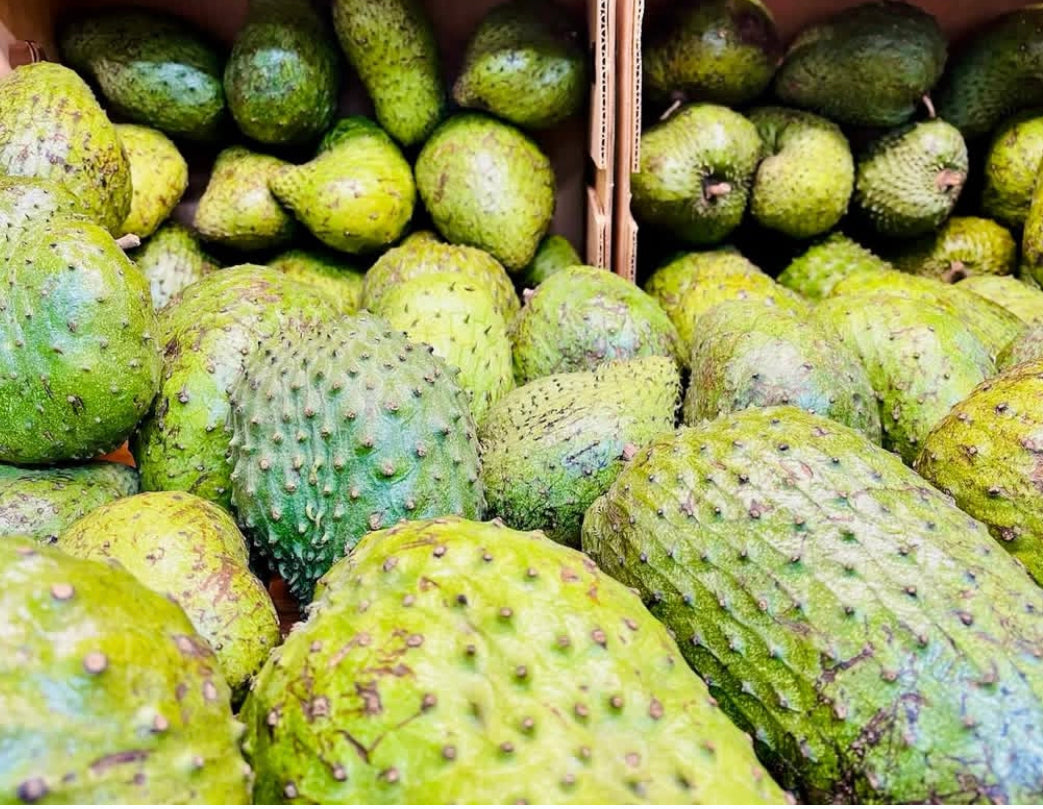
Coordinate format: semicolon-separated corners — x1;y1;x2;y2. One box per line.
616;0;1042;281
0;0;612;270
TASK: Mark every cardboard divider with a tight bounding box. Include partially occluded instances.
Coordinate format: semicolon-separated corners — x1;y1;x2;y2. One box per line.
615;0;1039;283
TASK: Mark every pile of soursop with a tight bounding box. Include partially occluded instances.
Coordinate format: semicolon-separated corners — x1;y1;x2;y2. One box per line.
5;0;1043;804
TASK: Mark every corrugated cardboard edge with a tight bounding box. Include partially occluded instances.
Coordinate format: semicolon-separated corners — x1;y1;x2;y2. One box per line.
586;0;614;272
614;0;642;282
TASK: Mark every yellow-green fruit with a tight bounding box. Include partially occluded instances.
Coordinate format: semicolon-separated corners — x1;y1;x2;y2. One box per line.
194;146;295;251
57;491;279;696
748;106;854;239
999;324;1043;370
268;249;364;314
1021;168;1043;286
131;222;221;310
982;109;1043;228
518;234;582;288
892;216;1017;282
957;274;1043;327
116;124;188;239
0;540;252;803
777;233;892;301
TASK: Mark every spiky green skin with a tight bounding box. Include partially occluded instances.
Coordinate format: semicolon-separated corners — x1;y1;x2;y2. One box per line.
999;325;1043;371
773;1;945;128
830;269;1026;361
371;273;514;424
958;275;1043;328
331;0;445;146
935;8;1043;139
518;234;582;288
645;249;807;352
643;0;781;109
0;64;131;235
228;314;484;603
982;110;1043;229
855;119;968;238
480;359;679;547
57;491;280;696
454;0;587;130
271;117;415;255
132;267;337;512
0;217;161;465
363;235;520;320
0;462;139;545
194;147;296;251
268;249;364;315
416;114;556;271
59;8;226;142
1021;165;1043;287
777;234;892;301
511;266;682;384
583;406;1043;803
815;293;994;463
241;516;787;804
748;106;853;239
225;0;339;146
131;223;221;311
892;216;1017;282
685;300;880;442
632;104;762;246
0;177;83;234
116;124;188;240
0;540;251;803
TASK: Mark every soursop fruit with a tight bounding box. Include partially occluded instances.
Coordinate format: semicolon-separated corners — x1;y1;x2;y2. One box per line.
268;249;364;314
194;146;296;251
815;292;995;463
1020;168;1043;287
518;234;582;288
999;325;1043;370
57;491;280;695
632;104;762;246
583;406;1043;803
270;117;415;254
0;462;139;544
480;358;679;546
777;233;892;300
0;540;251;803
685;300;880;442
454;0;588;130
957;274;1043;327
133;267;338;511
116;124;188;239
645;249;807;352
510;266;682;383
228;314;485;603
891;216;1017;282
241;517;788;804
854;118;968;238
131;222;220;311
0;63;132;235
982;109;1043;228
363;235;519;320
748;107;854;239
415;113;556;271
370;273;513;423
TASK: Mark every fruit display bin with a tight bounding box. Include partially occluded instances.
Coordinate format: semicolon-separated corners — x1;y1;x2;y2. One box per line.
0;0;616;271
614;0;1035;281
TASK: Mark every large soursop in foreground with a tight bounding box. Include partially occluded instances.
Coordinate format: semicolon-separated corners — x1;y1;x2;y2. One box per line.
583;406;1043;803
228;314;484;602
240;517;788;804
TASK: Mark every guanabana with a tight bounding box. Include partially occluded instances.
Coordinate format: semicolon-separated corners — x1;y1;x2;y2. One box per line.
582;406;1043;803
228;314;485;603
240;517;788;804
116;124;188;239
982;109;1043;228
891;216;1017;282
777;233;892;300
0;462;139;544
57;491;280;696
518;234;582;288
131;222;221;311
480;358;679;546
957;274;1043;327
415;113;556;271
1021;167;1043;287
510;266;682;383
685;300;880;442
268;249;364;314
270;117;415;255
998;324;1043;371
0;540;251;803
631;104;762;246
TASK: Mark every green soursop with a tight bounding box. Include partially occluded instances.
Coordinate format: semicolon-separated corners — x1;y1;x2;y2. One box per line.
685;300;880;442
958;274;1043;327
116;124;188;239
982;109;1043;228
891;216;1017;282
131;222;220;311
228;314;484;602
0;462;139;544
510;266;682;384
240;516;788;804
999;325;1043;370
0;540;251;803
583;406;1043;803
480;358;679;546
777;234;892;301
268;249;364;315
519;234;582;288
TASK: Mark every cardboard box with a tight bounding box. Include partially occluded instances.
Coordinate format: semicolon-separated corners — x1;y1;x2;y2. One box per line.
615;0;1038;282
0;0;615;271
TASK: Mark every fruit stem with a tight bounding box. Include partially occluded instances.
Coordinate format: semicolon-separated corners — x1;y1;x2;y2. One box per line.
659;98;683;121
922;94;936;119
704;181;733;200
115;234;141;251
935;169;964;193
